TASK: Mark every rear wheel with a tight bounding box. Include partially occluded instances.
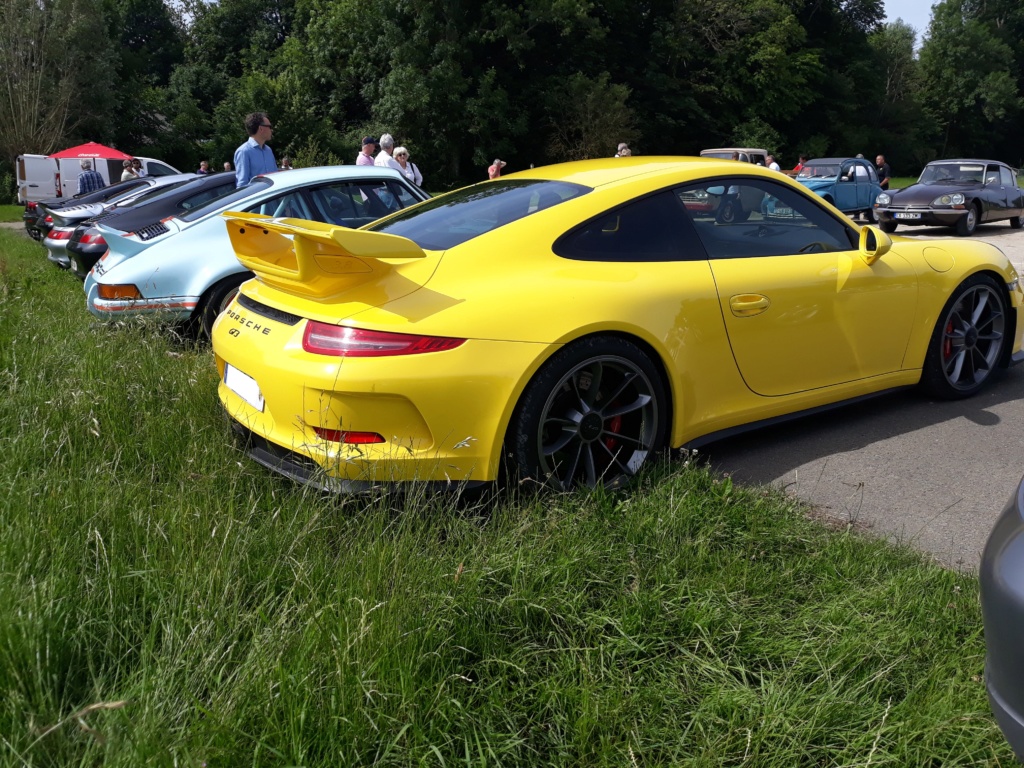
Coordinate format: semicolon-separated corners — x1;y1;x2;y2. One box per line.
920;274;1007;399
955;204;979;236
1009;214;1023;229
195;273;251;340
508;337;668;491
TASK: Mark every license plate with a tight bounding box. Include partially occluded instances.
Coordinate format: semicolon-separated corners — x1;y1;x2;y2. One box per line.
894;212;921;220
224;364;265;411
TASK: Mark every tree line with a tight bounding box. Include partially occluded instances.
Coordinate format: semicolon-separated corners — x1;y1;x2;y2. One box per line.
1;0;1021;190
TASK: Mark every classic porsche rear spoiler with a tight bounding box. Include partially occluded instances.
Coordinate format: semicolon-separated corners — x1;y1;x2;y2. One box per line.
222;212;427;299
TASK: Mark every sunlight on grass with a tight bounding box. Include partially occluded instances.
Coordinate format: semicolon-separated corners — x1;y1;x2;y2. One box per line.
0;230;1013;766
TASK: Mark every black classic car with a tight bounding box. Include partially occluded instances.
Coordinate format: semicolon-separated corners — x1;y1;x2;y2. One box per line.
874;159;1024;236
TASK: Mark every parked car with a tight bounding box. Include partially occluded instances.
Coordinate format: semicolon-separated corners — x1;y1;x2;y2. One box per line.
699;147;769;166
23;178;152;241
980;474;1024;761
66;172;237;279
40;174;197;269
85;166;429;338
210;157;1024;494
794;157;883;221
874;159;1024;236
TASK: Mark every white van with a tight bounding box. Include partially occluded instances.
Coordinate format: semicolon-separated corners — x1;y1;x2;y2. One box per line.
16;154;181;203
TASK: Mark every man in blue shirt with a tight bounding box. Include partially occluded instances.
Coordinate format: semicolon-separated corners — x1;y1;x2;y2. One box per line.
76;160;106;195
233;112;277;187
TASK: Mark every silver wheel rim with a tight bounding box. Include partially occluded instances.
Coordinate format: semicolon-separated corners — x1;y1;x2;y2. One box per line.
939;284;1004;391
965;208;977;231
535;355;659;490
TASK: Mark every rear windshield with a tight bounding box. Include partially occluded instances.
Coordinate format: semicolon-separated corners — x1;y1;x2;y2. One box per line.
178;176;273;222
112;179;193;209
366;179;590;250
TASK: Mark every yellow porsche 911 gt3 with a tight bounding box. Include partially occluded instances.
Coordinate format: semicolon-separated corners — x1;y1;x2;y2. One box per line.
212;157;1024;492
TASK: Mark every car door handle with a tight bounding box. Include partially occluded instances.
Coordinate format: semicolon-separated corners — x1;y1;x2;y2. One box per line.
730;294;771;316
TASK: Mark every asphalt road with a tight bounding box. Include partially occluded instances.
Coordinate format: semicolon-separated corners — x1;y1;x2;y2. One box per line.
703;221;1024;571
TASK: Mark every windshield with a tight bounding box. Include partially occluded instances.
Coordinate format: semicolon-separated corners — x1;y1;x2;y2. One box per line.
366;179;590;250
798;164;840;179
919;163;984;184
178;177;273;222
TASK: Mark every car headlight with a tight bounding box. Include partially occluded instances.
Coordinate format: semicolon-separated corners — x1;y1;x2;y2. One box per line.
932;192;965;206
876;193;891;205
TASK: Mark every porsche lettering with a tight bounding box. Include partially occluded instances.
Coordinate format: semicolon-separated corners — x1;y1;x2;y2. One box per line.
225;308;272;335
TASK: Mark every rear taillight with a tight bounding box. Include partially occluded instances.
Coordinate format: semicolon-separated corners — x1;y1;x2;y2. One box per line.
79;234;106;246
26;202;37;211
48;229;72;240
97;284;142;300
302;323;466;357
44;215;53;224
312;427;385;444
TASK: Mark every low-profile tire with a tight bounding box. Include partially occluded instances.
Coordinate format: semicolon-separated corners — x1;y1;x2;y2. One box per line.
1009;214;1023;229
879;221;898;234
507;336;669;491
955;204;979;236
920;274;1008;399
195;272;251;340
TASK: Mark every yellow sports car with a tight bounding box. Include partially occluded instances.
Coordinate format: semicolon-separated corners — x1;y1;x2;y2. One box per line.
212;157;1024;492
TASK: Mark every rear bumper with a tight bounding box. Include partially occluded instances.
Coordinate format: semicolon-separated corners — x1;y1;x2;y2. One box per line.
85;279;199;322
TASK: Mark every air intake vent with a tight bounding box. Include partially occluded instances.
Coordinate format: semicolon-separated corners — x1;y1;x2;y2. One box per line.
136;222;170;241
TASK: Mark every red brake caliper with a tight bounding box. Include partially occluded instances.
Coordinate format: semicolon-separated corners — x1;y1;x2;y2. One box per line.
604;415;622;450
943;319;953;360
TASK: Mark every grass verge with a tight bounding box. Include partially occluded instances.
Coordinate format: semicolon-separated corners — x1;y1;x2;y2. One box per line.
0;205;24;223
0;229;1013;766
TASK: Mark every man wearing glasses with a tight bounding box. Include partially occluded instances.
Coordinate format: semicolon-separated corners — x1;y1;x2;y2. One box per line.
234;112;278;187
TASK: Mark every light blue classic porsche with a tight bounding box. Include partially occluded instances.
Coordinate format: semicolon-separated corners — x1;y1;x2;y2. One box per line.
795;157;883;222
84;167;429;337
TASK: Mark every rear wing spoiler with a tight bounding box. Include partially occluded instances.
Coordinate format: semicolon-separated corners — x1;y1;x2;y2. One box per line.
222;212;426;299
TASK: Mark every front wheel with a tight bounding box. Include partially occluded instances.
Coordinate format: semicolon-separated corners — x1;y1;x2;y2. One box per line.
195;272;251;340
955;204;979;236
920;274;1008;399
507;337;668;491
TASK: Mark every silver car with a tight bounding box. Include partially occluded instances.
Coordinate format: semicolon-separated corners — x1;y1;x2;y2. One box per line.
981;474;1024;760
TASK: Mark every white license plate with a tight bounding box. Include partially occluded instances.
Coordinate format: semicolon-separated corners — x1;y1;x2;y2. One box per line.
894;212;921;220
224;364;265;411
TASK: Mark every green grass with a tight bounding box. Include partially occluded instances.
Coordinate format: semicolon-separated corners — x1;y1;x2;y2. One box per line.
0;229;1015;766
0;205;23;222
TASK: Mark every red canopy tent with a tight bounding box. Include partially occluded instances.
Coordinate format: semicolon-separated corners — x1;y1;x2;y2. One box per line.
47;142;131;160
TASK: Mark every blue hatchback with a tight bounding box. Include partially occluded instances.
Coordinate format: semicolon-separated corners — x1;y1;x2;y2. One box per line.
795;157;883;222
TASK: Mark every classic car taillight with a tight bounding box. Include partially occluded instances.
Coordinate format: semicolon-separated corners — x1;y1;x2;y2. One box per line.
79;233;106;246
302;322;466;357
97;284;143;300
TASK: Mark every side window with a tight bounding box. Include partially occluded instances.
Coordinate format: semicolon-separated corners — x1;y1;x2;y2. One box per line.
387;180;421;209
866;164;879;183
147;162;177;177
555;191;697;262
245;191;313;219
985;165;1001;185
854;164;869;180
676;178;856;259
1000;166;1015;186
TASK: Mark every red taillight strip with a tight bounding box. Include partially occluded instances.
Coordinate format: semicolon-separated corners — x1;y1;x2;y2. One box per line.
302;322;466;357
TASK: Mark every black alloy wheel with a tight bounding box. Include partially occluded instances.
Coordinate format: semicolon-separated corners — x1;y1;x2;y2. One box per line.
921;274;1008;399
508;337;668;491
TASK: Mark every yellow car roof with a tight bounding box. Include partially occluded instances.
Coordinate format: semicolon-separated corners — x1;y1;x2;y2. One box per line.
499;156;752;189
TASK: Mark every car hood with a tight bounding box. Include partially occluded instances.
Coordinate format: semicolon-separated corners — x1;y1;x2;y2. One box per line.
795;178;836;192
886;183;976;204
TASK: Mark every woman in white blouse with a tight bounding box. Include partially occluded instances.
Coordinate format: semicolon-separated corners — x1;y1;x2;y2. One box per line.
393;147;423;187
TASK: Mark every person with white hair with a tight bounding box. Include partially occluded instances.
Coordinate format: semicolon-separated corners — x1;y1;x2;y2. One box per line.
615;142;631;157
76;159;106;194
392;146;423;187
374;133;402;171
